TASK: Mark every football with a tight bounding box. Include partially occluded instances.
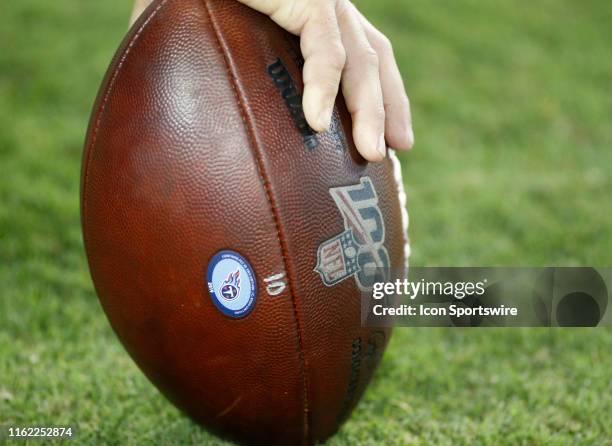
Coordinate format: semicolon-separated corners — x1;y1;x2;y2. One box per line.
81;0;409;444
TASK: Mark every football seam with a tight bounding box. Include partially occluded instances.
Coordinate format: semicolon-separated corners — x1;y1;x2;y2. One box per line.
81;0;171;247
200;0;312;441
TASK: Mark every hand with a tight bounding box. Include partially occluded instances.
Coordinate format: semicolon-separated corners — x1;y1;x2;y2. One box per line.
240;0;414;161
130;0;150;27
131;0;414;161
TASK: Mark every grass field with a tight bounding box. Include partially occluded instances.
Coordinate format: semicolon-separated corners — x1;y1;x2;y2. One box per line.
1;0;611;444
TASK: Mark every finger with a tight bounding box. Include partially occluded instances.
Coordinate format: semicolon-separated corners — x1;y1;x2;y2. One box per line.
356;8;414;150
236;0;342;131
336;0;386;161
130;0;152;26
299;2;346;132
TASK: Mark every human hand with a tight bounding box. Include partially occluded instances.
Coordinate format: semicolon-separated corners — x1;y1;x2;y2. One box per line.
239;0;414;161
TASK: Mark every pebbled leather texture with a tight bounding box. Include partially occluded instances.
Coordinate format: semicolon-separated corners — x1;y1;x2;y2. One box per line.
81;0;408;444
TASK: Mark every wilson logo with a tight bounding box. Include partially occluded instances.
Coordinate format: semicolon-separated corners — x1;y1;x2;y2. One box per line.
267;58;318;151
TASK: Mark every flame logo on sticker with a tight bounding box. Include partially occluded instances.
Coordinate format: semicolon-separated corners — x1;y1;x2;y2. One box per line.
220;270;241;300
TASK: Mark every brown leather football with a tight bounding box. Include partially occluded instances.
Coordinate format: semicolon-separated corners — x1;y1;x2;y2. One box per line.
81;0;409;444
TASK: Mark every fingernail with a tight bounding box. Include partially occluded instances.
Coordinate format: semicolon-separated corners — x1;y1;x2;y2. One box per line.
377;133;387;158
317;108;332;132
407;126;415;147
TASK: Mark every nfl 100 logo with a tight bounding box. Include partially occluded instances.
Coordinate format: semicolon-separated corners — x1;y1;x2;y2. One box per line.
315;177;390;290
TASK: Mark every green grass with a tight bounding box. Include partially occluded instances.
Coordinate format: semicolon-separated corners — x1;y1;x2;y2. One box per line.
1;0;611;444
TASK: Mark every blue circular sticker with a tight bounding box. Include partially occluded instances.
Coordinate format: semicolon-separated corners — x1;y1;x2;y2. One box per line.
207;250;256;318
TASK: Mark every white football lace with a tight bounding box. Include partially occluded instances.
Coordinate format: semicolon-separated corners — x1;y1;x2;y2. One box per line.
388;149;411;267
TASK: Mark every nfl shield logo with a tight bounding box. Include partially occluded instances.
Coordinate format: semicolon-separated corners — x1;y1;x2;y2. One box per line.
314;230;361;286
